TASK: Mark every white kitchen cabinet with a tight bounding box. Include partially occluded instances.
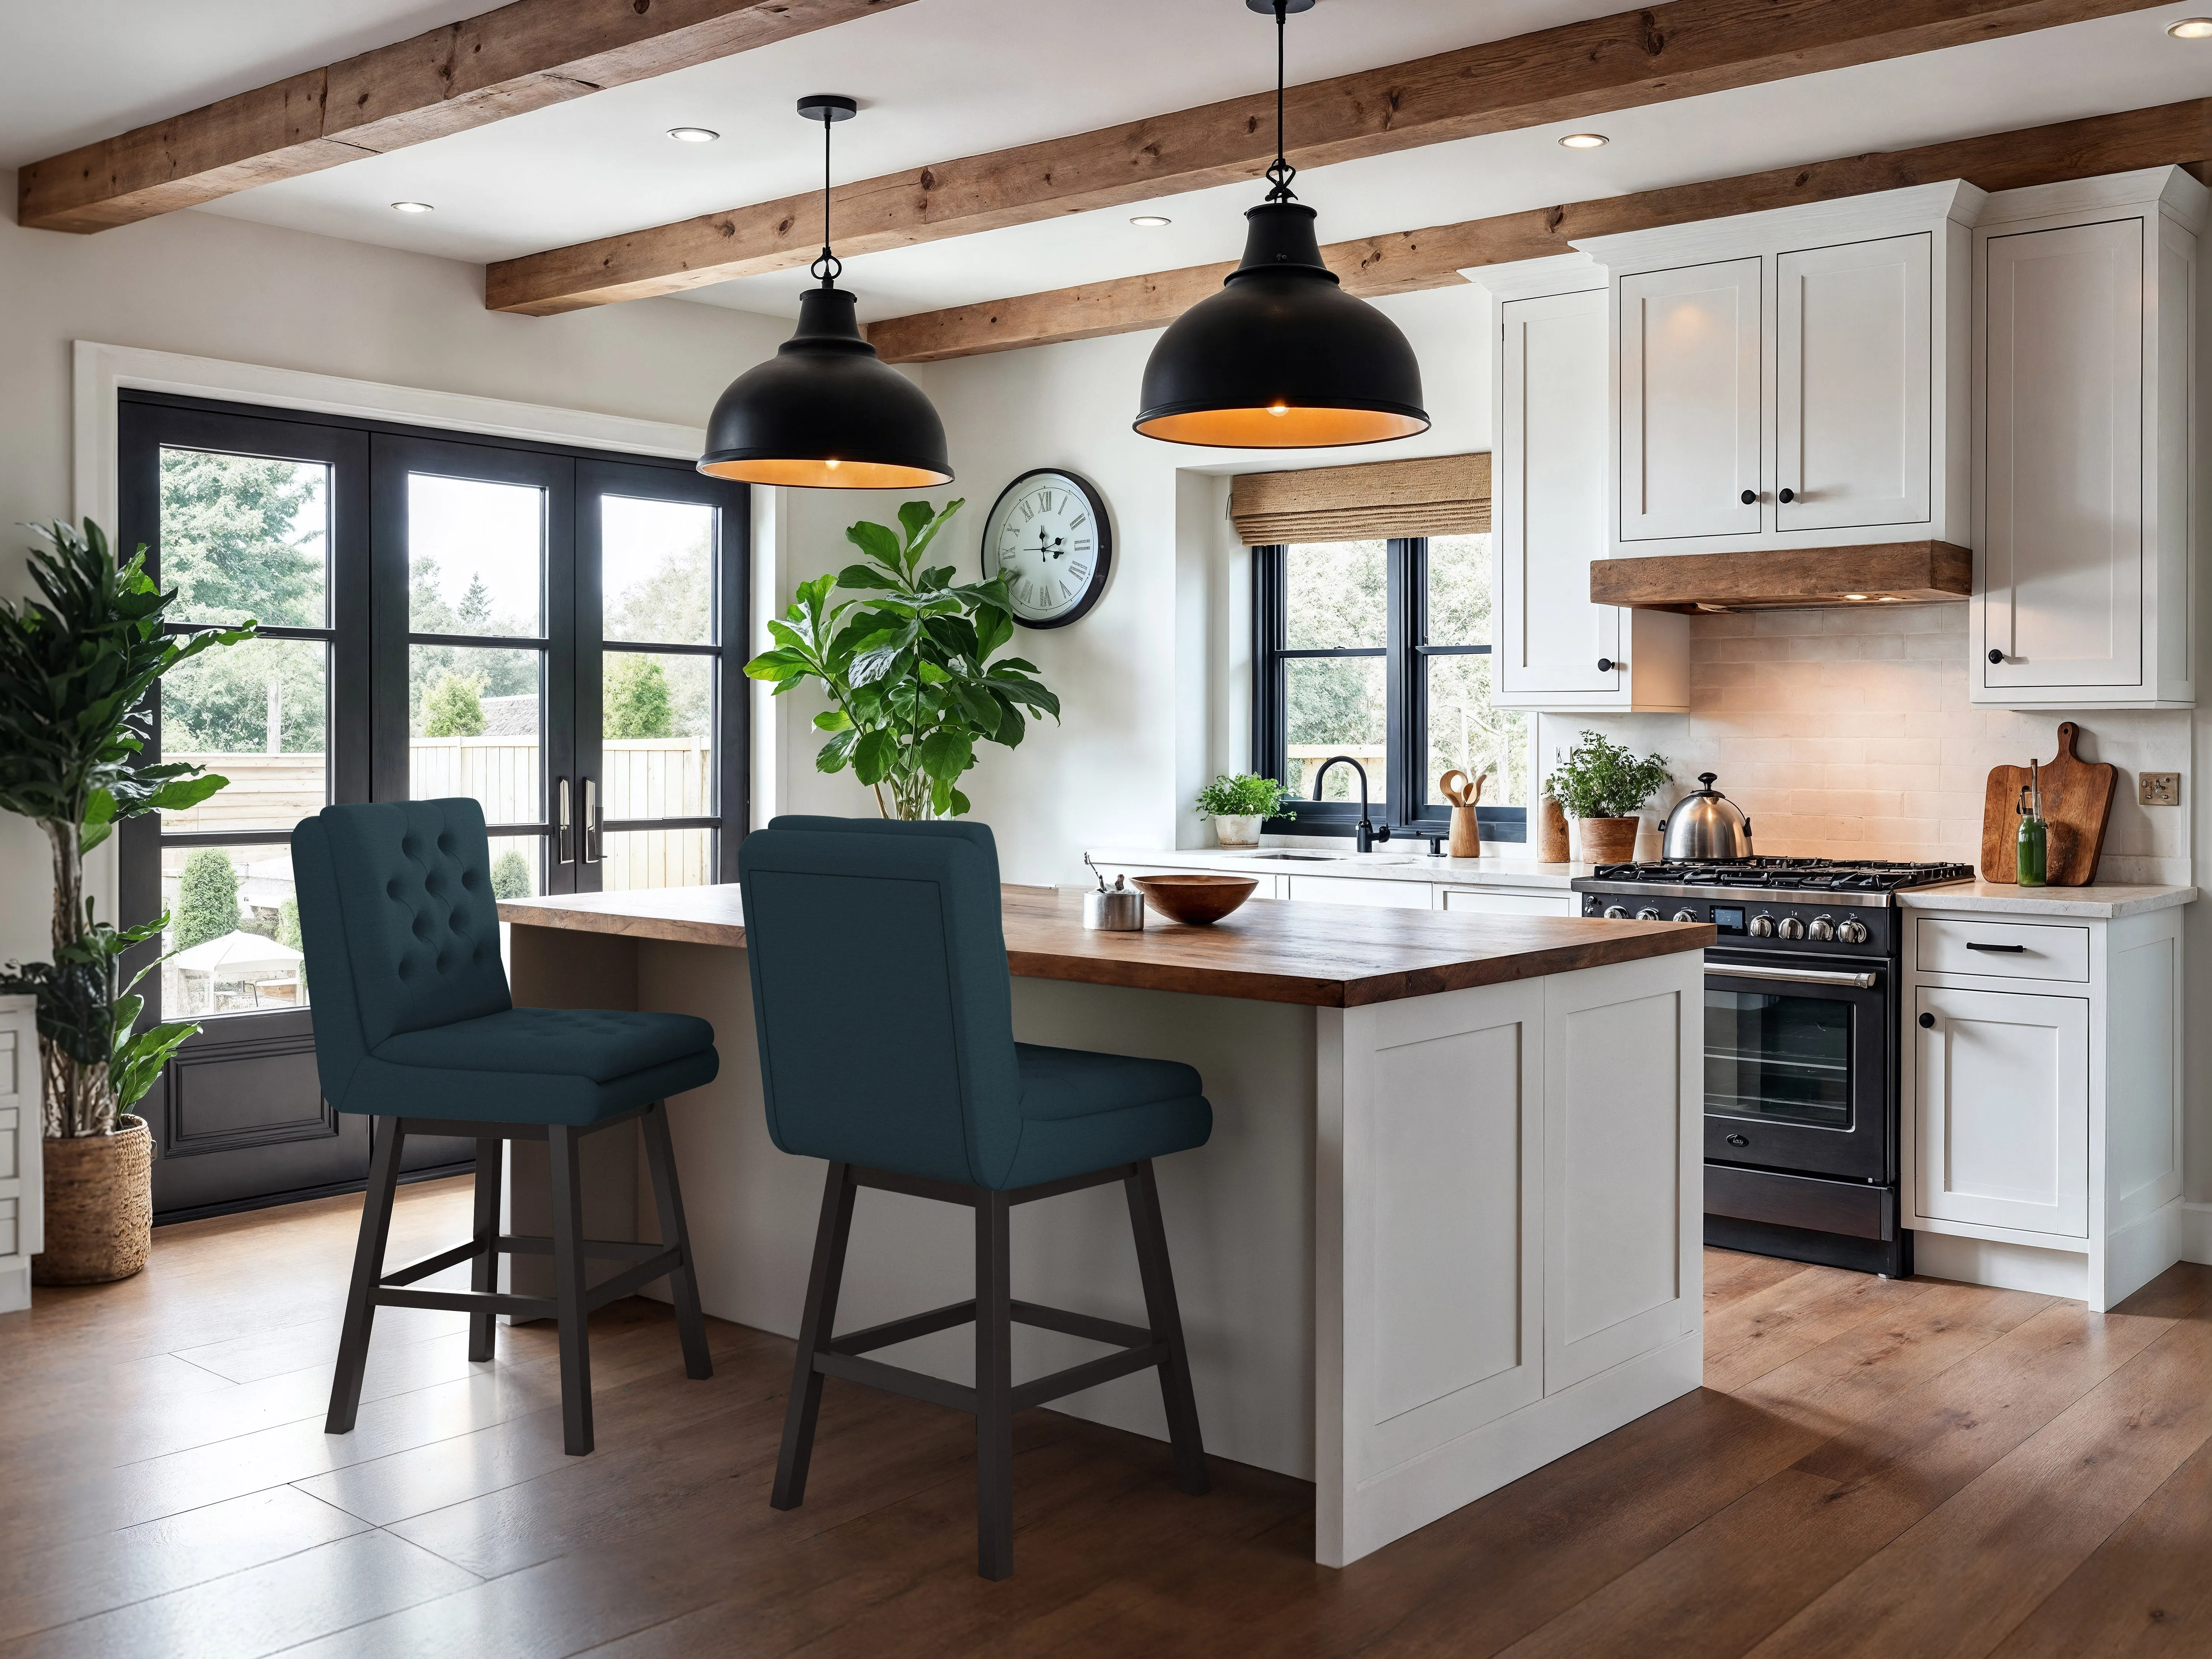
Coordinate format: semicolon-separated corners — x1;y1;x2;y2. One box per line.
1469;255;1688;714
1971;168;2204;709
1440;886;1577;918
0;995;40;1314
1901;897;2187;1312
1618;257;1763;544
1287;874;1432;910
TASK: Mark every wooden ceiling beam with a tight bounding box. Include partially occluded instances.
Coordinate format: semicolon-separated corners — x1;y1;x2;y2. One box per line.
863;97;2212;364
15;0;918;234
483;0;2168;315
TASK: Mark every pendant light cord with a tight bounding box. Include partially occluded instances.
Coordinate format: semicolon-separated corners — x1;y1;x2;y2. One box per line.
811;111;842;287
1264;0;1297;203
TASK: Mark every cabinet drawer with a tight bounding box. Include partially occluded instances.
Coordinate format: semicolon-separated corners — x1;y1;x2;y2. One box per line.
1441;887;1574;917
0;1197;15;1260
1915;917;2089;981
1286;875;1433;910
0;1107;15;1181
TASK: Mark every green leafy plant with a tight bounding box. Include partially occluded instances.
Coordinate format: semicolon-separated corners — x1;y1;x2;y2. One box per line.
1547;730;1671;820
173;848;241;952
420;669;487;738
1194;773;1298;821
0;519;255;1137
604;654;674;739
745;500;1060;820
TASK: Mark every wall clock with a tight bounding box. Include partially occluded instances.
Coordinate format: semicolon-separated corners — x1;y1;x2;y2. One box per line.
981;468;1112;629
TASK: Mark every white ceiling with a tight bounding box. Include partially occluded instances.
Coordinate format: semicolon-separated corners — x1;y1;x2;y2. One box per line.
5;0;2210;325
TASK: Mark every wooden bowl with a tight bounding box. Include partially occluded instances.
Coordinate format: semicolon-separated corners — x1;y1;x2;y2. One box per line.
1130;873;1258;925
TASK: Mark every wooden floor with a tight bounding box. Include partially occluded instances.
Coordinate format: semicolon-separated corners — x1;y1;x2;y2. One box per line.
2;1180;2208;1659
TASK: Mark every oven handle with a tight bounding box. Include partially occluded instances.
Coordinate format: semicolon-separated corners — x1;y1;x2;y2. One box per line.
1710;963;1879;990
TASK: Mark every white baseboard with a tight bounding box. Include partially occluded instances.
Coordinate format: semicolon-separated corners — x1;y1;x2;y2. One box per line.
0;1261;28;1316
1913;1230;2087;1301
2181;1202;2212;1266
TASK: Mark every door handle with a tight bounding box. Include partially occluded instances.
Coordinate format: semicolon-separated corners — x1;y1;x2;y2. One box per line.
1739;489;1757;505
583;776;601;865
1965;942;2027;954
1988;648;2006;665
1778;487;1795;503
1597;657;1616;674
556;777;574;864
1920;1012;1936;1028
1714;963;1878;989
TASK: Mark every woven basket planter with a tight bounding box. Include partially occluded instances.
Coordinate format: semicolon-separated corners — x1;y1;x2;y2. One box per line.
32;1116;152;1285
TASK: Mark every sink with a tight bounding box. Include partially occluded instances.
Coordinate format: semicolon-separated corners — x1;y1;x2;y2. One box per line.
1246;851;1343;861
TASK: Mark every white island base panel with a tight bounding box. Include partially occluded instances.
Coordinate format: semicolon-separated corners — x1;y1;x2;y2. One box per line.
506;930;1704;1568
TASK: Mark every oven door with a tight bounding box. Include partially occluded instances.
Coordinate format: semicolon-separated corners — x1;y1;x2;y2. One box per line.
1703;952;1892;1182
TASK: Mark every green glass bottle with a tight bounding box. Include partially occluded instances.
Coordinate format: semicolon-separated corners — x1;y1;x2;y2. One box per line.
2016;766;2048;888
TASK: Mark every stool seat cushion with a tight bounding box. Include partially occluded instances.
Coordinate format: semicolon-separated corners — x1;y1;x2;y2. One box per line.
1015;1044;1203;1122
1000;1043;1212;1190
375;1007;715;1081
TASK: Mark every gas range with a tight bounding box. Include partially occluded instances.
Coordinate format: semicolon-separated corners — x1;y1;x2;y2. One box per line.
1576;857;1976;910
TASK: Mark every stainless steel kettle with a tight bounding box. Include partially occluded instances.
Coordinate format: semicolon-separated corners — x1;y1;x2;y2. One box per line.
1662;773;1754;861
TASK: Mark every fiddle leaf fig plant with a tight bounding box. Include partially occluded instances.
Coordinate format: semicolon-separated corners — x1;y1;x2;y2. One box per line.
746;500;1061;819
1547;729;1671;821
0;520;256;1137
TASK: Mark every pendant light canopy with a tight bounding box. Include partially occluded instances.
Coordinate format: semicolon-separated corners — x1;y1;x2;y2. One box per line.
1135;0;1428;450
699;95;952;489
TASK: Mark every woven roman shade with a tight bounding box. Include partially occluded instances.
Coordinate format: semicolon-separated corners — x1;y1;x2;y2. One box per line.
1230;452;1491;545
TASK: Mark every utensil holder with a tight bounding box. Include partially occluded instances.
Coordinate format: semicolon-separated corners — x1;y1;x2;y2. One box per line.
1538;797;1570;863
1449;804;1481;858
1083;888;1145;931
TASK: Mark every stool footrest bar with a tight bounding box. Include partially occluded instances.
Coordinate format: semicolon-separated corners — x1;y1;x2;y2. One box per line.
813;1349;979;1414
1010;1342;1169;1413
828;1299;979;1356
375;1286;557;1318
585;1248;685;1312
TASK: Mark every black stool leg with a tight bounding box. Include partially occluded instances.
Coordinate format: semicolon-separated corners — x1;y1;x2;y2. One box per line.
548;1123;594;1456
976;1188;1015;1580
773;1161;855;1510
327;1119;404;1434
1126;1160;1209;1496
641;1102;711;1380
467;1136;502;1363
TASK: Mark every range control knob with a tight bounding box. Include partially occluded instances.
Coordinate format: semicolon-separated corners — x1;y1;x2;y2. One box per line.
1748;915;1776;938
1603;905;1629;920
1836;918;1869;945
1672;908;1697;923
1777;916;1807;941
1807;917;1836;943
1636;906;1662;922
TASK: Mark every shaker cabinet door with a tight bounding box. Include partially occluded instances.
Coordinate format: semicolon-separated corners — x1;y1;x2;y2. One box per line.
1618;258;1763;543
1496;288;1618;700
1775;234;1932;533
1912;985;2088;1238
1979;218;2144;693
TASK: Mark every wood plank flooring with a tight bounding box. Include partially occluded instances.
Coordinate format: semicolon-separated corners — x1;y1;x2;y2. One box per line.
2;1177;2207;1658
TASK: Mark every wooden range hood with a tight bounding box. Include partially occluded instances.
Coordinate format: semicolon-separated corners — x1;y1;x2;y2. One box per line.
1590;540;1971;612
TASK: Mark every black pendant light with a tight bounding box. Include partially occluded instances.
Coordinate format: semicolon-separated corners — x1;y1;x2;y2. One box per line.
1135;0;1429;449
699;95;952;489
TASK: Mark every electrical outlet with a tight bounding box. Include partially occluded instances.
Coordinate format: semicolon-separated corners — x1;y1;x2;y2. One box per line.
2140;772;2181;806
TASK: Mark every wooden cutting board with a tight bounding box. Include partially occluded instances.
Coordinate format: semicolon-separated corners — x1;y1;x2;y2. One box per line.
1979;722;2117;885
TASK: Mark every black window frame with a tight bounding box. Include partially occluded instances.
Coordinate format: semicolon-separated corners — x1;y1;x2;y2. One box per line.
1251;535;1526;844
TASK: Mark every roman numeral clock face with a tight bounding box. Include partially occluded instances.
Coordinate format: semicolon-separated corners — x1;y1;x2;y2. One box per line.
982;469;1111;628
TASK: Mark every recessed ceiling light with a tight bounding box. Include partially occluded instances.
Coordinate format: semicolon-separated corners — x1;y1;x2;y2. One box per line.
2168;17;2212;38
1559;132;1609;149
390;201;433;213
1130;215;1172;227
667;126;720;143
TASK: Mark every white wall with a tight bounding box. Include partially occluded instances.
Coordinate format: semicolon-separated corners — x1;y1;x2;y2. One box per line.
0;174;788;965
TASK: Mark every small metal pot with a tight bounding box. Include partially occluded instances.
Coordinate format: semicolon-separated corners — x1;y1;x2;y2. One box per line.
1083;880;1146;931
1662;772;1754;861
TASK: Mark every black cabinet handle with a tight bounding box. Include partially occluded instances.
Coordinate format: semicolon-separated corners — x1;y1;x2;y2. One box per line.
1778;487;1795;503
1739;489;1757;505
1988;648;2006;664
1725;1133;1749;1147
1966;942;2028;954
1919;1012;1936;1028
1596;657;1615;674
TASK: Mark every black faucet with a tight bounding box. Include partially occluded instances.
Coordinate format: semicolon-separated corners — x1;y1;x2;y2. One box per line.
1312;755;1391;853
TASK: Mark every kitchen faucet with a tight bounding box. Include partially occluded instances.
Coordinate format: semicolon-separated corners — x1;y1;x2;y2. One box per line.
1311;755;1391;853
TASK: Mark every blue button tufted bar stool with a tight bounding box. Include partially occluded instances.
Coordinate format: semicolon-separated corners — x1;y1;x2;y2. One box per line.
739;815;1212;1580
293;799;720;1457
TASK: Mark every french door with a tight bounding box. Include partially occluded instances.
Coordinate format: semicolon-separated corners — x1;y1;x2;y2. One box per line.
117;393;747;1219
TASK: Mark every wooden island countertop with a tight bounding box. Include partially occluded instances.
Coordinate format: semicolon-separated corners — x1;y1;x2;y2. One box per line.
500;885;1713;1008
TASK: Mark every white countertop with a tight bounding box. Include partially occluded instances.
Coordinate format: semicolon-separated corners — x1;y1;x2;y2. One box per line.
1087;845;1593;889
1898;881;2197;919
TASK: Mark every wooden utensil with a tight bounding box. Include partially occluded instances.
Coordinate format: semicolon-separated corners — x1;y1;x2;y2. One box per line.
1439;770;1487;858
1979;722;2116;885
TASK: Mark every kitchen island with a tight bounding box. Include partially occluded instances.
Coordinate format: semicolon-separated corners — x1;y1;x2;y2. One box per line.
498;885;1713;1566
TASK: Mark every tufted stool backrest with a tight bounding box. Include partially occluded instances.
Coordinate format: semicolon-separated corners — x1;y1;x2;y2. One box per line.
296;799;513;1059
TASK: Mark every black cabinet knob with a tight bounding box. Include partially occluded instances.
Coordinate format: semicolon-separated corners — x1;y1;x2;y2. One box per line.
1596;657;1615;674
1919;1012;1936;1028
1725;1133;1749;1147
1988;648;2005;664
1778;487;1795;503
1739;489;1757;505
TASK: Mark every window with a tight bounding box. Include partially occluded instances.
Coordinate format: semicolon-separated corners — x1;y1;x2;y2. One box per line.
1253;536;1528;840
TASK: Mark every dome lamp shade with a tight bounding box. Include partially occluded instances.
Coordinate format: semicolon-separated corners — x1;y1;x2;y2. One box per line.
697;95;952;490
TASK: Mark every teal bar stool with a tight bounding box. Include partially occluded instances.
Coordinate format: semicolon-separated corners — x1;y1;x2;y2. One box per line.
738;815;1212;1580
292;798;719;1456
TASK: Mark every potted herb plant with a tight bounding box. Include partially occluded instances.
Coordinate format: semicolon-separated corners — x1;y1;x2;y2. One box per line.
1546;730;1671;865
0;521;253;1284
746;501;1059;818
1194;773;1297;848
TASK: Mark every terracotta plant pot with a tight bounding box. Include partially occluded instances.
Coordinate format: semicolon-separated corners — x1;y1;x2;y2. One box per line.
1578;816;1643;865
32;1116;152;1286
1212;815;1264;848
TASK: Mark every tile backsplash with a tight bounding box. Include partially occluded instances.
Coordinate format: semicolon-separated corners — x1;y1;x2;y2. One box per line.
1537;606;2191;884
